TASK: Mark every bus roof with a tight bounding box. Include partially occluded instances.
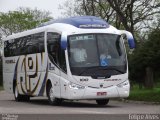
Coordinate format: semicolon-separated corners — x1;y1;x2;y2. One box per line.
38;16;109;29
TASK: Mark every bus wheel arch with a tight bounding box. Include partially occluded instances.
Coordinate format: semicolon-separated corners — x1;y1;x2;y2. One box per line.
46;79;62;105
13;80;16;94
46;79;52;97
13;80;30;102
13;80;19;101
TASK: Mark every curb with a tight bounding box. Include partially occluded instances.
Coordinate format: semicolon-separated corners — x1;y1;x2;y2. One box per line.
116;98;160;105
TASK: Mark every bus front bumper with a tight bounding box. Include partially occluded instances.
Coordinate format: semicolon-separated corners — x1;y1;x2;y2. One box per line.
66;81;130;100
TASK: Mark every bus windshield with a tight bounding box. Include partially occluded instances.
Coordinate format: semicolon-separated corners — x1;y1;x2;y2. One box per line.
68;34;127;76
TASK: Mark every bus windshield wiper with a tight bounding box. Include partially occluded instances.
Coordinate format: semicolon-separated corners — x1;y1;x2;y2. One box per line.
78;66;124;76
101;67;124;74
78;66;97;76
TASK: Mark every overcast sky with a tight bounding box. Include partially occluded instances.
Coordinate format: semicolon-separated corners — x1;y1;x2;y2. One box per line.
0;0;66;18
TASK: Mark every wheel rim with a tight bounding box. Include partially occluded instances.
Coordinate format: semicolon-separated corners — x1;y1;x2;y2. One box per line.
14;85;18;98
49;87;55;102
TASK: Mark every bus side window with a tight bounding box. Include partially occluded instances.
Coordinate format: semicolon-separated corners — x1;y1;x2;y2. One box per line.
30;33;45;54
39;44;44;53
48;43;59;63
47;32;60;65
4;41;10;57
4;32;45;57
59;49;67;73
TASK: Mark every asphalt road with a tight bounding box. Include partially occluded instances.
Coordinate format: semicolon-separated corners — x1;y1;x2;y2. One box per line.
0;90;160;120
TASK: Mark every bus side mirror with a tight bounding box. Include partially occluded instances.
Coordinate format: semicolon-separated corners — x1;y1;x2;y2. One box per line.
61;32;67;50
120;30;135;49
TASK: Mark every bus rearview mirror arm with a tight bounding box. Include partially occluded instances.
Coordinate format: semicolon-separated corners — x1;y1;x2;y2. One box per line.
120;30;135;49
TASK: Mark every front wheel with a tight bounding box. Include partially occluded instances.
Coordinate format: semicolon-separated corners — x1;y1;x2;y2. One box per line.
96;99;109;105
13;83;30;102
47;84;62;105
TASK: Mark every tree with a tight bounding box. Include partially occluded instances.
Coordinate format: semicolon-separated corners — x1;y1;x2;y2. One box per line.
59;0;115;23
107;0;160;40
0;7;52;37
80;0;115;22
129;28;160;89
59;0;85;17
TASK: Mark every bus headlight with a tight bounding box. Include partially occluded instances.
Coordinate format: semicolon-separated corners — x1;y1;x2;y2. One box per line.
69;82;85;90
117;80;129;88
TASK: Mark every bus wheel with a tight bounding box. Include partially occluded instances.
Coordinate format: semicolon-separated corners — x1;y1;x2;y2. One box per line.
13;83;30;102
21;95;30;101
96;99;109;105
47;84;62;105
13;83;22;101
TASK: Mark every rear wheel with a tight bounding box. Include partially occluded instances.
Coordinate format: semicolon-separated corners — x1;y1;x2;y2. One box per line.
13;83;30;102
47;84;62;105
96;99;109;105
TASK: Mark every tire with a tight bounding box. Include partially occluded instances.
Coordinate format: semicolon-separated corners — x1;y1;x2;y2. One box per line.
47;84;62;105
13;83;30;102
96;99;109;105
21;95;30;101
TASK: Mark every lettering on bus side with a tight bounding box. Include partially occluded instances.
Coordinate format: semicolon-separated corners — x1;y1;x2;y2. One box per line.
17;53;46;95
49;63;55;70
5;59;16;64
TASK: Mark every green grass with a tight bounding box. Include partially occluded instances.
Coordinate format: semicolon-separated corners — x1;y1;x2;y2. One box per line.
128;85;160;103
0;86;3;91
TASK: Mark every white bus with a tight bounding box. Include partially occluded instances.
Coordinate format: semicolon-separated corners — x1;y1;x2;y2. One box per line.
3;16;135;105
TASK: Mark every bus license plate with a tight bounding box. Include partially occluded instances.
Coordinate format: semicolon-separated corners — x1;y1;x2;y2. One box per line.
97;92;107;96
